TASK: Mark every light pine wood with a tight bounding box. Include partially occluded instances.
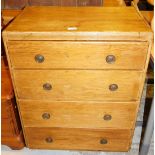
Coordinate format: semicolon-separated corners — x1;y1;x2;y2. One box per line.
3;7;152;41
25;127;131;151
18;100;139;129
139;11;154;60
2;6;152;151
13;70;143;101
8;41;148;70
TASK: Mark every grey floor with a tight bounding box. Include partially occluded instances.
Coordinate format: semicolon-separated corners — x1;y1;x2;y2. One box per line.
1;83;154;155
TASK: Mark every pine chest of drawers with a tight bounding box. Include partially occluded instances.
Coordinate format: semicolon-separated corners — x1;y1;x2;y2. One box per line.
3;6;152;151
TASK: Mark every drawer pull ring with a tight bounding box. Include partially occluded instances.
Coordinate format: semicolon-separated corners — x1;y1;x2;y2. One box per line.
35;54;44;63
45;137;53;143
106;55;116;64
103;114;112;121
100;139;108;144
42;113;50;119
109;84;118;91
43;83;52;90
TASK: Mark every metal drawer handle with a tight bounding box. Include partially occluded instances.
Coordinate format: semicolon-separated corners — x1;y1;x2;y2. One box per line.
35;54;44;63
42;113;51;120
109;84;118;91
103;114;112;121
43;83;52;90
100;139;108;144
45;137;53;143
106;55;116;64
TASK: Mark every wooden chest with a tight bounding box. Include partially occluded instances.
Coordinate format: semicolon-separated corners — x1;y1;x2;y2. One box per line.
1;57;25;149
2;6;152;151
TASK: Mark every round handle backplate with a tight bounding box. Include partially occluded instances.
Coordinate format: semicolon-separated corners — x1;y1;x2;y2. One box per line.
100;139;108;144
103;114;112;121
45;137;53;143
35;54;44;63
43;83;52;90
106;55;116;64
109;84;118;91
42;113;51;120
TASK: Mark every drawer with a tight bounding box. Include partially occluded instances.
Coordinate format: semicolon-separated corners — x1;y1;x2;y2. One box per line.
25;127;132;151
8;41;148;70
19;100;138;129
14;70;143;101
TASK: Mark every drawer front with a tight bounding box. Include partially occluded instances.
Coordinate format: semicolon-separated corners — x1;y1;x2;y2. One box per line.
25;127;132;151
8;41;148;69
19;100;138;129
14;70;143;101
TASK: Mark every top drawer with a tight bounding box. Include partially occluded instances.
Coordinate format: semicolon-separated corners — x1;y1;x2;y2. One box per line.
8;41;148;70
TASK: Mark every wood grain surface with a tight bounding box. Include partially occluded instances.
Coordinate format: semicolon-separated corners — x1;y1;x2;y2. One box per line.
8;41;148;70
3;7;152;41
13;70;143;101
25;127;131;151
2;6;152;151
18;100;139;129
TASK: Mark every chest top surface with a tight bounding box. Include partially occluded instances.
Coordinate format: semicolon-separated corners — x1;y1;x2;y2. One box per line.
3;6;152;41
